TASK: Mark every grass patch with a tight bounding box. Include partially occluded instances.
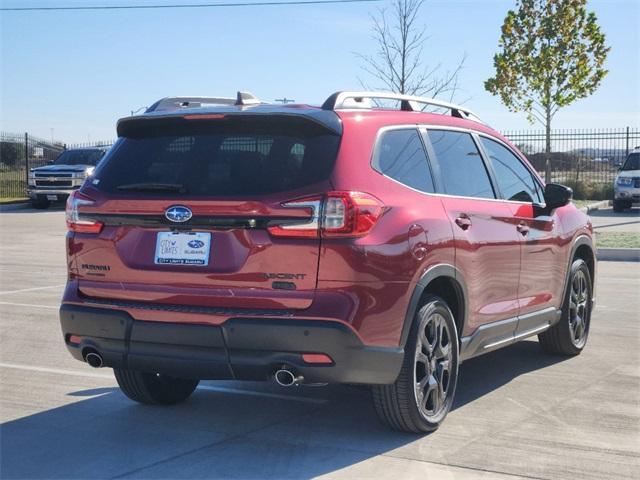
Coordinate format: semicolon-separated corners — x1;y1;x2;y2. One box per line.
596;231;640;249
0;171;27;200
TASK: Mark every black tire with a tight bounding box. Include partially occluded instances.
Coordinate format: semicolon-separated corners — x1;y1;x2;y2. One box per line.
372;295;459;433
113;368;199;405
538;258;592;356
613;199;625;212
31;197;50;209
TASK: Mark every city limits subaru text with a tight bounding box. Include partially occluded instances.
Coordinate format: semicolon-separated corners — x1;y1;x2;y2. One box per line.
60;91;596;432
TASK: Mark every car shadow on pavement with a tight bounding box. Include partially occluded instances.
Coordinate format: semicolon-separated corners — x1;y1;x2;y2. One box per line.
1;340;568;479
0;204;66;214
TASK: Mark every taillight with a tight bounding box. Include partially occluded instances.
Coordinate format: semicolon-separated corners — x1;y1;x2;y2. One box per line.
267;192;384;239
322;191;384;238
267;196;322;238
66;191;103;234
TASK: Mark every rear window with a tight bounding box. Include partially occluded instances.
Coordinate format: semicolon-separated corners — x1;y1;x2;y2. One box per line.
94;120;340;196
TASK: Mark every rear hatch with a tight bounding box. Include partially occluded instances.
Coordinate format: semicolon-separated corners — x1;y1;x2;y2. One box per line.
69;113;341;310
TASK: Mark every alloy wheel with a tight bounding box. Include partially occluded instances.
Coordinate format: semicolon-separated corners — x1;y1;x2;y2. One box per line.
568;269;590;348
414;312;452;419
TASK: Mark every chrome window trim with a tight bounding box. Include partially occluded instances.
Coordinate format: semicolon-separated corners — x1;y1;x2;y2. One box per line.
368;123;548;207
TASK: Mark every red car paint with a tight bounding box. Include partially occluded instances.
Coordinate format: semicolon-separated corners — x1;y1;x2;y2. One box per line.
61;105;593;350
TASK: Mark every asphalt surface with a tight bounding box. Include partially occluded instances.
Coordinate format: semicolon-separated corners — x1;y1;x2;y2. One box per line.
590;206;640;233
1;205;639;480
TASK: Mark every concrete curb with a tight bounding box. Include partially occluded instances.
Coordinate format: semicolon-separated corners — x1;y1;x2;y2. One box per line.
597;247;640;262
581;200;611;213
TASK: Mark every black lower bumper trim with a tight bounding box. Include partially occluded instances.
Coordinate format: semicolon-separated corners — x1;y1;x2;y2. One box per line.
59;304;403;385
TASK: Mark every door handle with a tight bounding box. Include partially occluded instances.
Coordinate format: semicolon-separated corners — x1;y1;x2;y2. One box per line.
455;214;472;231
516;222;530;236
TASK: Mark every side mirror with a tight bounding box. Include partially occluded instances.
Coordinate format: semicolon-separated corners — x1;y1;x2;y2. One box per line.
544;183;573;210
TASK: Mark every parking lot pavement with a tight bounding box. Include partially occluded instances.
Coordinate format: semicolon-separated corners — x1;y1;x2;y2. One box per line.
590;206;640;233
0;208;639;480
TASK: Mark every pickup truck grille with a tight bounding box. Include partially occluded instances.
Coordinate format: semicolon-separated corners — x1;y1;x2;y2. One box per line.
34;173;73;188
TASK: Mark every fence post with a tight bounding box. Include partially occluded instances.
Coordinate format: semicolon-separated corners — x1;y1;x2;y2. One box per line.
626;126;630;158
24;132;29;187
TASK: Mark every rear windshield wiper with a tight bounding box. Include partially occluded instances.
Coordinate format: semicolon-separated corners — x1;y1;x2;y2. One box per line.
116;183;188;193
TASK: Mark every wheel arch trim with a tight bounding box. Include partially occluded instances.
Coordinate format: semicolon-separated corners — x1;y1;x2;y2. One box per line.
565;234;596;301
399;264;468;347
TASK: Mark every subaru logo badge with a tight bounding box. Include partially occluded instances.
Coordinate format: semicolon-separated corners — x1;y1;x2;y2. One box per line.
165;205;192;223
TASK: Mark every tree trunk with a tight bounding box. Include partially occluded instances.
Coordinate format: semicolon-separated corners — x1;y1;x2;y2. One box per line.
544;106;552;184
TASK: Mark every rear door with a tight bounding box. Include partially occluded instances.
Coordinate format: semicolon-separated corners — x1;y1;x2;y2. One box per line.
71;115;340;310
423;128;522;336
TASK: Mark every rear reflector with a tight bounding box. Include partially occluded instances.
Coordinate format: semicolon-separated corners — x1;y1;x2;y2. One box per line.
68;335;82;345
301;353;333;364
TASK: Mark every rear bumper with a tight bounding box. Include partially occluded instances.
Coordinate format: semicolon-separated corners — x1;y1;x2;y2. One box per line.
60;304;404;385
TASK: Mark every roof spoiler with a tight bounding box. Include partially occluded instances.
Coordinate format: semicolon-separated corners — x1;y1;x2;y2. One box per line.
146;91;261;113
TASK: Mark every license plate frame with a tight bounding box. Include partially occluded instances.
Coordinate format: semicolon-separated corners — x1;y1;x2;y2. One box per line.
46;195;58;201
154;231;211;266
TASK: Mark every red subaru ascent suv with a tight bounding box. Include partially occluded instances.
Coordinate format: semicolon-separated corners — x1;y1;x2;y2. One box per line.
60;91;596;432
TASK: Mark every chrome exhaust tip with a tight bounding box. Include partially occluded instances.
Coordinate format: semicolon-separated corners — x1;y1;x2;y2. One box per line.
85;351;103;368
274;368;303;387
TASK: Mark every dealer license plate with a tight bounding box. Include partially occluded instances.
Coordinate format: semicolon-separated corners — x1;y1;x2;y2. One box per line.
154;232;211;266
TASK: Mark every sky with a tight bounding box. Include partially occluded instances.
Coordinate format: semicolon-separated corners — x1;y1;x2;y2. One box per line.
1;0;638;143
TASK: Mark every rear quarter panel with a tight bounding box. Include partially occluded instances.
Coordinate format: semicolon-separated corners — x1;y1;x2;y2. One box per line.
320;112;455;346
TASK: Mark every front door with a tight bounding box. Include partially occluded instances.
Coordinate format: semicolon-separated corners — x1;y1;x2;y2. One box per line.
477;135;567;335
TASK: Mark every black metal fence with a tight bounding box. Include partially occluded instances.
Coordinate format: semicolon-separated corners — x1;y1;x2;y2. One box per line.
0;132;114;200
502;127;639;199
1;128;638;201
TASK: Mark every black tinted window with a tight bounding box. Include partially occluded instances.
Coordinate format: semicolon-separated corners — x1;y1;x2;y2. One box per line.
427;130;495;199
481;138;543;203
54;149;104;166
95;122;339;196
373;129;434;193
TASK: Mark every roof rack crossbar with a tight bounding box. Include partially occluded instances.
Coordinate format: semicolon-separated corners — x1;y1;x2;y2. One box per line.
146;91;261;113
321;91;484;124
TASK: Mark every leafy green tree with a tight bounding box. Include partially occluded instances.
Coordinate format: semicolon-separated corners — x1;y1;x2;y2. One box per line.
485;0;610;182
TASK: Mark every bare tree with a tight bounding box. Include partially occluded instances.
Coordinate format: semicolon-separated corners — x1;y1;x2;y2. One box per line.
356;0;466;99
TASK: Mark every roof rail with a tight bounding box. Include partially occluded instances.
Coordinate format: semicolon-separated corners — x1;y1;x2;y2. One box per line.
146;91;261;113
321;91;484;124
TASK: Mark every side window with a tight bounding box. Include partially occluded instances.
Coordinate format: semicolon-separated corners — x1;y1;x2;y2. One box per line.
427;130;495;199
480;137;543;203
372;129;435;193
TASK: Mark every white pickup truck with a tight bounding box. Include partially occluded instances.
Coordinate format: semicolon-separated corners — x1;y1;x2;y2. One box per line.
27;147;107;208
614;147;640;212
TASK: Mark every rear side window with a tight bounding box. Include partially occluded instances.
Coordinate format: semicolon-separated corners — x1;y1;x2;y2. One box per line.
372;129;435;193
480;137;544;203
427;130;495;199
95;121;340;196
